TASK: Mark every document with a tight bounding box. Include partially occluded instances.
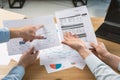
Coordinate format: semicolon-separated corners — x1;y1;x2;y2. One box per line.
40;6;97;73
4;15;61;55
40;45;86;73
0;43;10;65
55;6;97;47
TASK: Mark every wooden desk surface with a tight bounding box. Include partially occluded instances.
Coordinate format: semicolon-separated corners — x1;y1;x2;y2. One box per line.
0;17;120;80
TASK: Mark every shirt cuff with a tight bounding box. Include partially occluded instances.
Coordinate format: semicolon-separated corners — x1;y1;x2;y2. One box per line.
118;62;120;71
85;53;104;72
9;65;25;79
0;27;10;43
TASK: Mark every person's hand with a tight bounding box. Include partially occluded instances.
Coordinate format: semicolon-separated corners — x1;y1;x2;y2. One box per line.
62;32;91;59
18;25;44;41
90;42;110;60
10;25;45;41
17;47;39;68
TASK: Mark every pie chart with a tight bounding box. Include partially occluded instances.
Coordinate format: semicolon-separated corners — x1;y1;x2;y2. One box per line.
50;64;62;69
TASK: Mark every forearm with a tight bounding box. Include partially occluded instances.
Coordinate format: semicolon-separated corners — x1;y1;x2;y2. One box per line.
102;53;120;71
9;28;21;39
2;65;25;80
85;54;120;80
78;48;92;59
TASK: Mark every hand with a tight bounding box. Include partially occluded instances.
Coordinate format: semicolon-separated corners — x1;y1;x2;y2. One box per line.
90;42;110;60
18;25;44;41
10;25;45;41
17;47;39;68
62;32;91;59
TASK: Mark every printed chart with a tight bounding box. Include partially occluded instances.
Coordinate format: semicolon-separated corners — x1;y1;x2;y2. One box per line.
50;64;62;69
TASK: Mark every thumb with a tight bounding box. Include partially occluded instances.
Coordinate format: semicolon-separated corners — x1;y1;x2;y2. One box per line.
33;51;39;58
27;47;34;54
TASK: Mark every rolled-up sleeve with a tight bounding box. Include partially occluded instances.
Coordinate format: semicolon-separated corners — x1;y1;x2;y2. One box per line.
2;66;25;80
0;27;10;43
85;54;120;80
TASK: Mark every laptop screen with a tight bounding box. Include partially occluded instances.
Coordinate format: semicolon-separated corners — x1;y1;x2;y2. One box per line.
105;0;120;25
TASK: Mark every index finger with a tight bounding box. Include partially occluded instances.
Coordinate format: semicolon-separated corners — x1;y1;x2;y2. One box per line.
90;42;98;49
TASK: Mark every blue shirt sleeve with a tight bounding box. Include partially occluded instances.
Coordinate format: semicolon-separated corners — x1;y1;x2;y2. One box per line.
0;27;10;43
2;66;25;80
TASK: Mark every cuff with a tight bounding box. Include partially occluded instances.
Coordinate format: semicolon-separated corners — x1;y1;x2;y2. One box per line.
0;27;10;43
118;62;120;71
9;65;25;79
85;53;104;72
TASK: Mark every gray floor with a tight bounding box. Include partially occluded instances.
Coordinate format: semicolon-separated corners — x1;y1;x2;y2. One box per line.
1;0;111;18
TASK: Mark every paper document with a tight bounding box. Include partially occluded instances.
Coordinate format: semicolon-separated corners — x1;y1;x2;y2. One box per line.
0;43;10;65
40;6;97;73
3;15;61;55
40;45;86;73
55;6;97;47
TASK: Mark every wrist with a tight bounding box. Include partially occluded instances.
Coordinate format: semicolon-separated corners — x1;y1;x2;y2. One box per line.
10;28;21;38
101;52;111;60
17;62;27;68
78;48;91;59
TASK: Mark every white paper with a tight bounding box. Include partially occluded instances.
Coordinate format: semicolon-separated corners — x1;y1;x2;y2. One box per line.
40;45;86;73
44;60;73;73
0;43;11;65
55;6;97;48
40;6;96;73
3;15;61;55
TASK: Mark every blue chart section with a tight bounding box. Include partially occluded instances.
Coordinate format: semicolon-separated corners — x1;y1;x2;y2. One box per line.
50;64;62;69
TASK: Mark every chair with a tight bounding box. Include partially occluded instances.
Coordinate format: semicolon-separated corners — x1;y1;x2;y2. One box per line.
0;0;4;8
8;0;26;8
72;0;88;7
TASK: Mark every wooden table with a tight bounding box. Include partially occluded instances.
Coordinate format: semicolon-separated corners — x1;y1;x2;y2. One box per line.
0;17;120;80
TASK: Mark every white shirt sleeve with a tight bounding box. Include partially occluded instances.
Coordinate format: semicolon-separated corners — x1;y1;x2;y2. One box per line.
85;54;120;80
118;62;120;71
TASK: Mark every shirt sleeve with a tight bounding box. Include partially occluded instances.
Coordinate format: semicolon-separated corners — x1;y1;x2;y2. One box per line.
85;54;120;80
2;66;25;80
118;62;120;71
0;27;10;43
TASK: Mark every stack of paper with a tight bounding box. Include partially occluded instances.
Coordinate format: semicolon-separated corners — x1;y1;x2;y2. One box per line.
40;45;86;73
40;6;97;73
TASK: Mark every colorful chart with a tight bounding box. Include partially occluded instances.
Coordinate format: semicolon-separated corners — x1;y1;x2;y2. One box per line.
50;64;62;69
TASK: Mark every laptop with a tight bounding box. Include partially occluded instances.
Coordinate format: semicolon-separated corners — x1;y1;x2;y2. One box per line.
95;0;120;44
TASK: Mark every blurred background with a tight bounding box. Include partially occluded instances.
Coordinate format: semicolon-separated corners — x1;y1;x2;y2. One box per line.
0;0;111;18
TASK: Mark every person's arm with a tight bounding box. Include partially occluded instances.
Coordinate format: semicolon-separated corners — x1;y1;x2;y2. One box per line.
0;25;44;43
9;25;45;41
0;27;10;43
2;66;25;80
90;42;120;71
85;53;120;80
62;32;120;80
2;47;39;80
